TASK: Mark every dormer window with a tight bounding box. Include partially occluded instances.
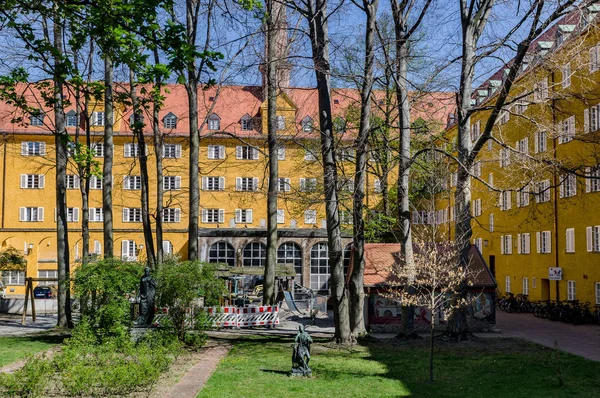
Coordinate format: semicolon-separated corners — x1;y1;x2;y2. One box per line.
208;113;220;130
301;116;313;132
30;110;44;126
276;116;285;130
241;114;253;131
66;110;78;127
130;113;144;129
333;117;346;133
163;112;177;129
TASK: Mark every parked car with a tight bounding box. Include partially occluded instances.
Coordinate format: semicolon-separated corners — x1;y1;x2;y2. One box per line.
33;285;56;299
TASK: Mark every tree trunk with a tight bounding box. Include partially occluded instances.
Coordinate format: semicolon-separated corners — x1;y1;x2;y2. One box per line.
429;312;435;382
154;95;164;266
263;0;279;306
53;16;72;328
349;0;379;337
103;56;114;258
307;0;352;344
129;71;156;267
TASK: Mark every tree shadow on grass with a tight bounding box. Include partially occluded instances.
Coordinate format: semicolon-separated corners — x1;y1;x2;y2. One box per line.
260;369;290;376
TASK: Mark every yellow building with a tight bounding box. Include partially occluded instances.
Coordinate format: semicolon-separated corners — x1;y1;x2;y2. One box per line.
429;8;600;306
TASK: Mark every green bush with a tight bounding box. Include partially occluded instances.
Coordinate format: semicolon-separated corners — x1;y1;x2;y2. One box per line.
0;354;53;397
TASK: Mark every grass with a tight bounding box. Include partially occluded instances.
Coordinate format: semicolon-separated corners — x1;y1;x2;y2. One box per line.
0;335;65;367
198;336;600;398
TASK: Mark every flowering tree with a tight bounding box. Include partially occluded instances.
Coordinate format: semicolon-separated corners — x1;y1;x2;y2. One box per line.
385;238;478;382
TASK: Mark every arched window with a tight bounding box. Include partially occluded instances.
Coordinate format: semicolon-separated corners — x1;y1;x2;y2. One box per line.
278;242;302;283
208;113;221;130
163;112;178;129
208;241;235;266
243;242;266;267
310;242;329;290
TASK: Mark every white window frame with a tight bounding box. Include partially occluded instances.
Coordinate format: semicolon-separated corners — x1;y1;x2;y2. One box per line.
562;62;571;88
567;280;576;301
21;141;46;156
277;178;291;192
164;176;182;191
566;228;575;253
523;277;529;295
201;209;224;224
277;209;285;224
19;207;44;222
586;226;600;252
207;145;226;160
500;235;513;255
121;240;137;261
235;209;253;224
500;191;512;211
236;146;259;160
595;282;600;305
92;142;104;157
489;213;494;232
558;116;575;144
202;176;224;191
560;173;577;198
534;131;547;153
236;177;258;192
20;174;44;189
124;176;142;190
162;144;182;159
304;210;317;224
536;231;552;254
122;208;142;223
91;111;105;126
518;233;531;254
162;208;181;223
535;180;551;203
277;146;286;160
472;198;482;217
300;178;317;192
505;276;511;293
89;207;103;222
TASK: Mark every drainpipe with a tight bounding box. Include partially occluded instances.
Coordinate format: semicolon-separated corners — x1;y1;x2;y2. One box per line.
550;70;560;301
2;133;7;229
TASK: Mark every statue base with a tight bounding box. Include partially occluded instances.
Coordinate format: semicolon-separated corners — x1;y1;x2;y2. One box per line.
291;367;312;377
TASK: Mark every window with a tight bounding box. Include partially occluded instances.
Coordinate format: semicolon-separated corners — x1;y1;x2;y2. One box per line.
208;241;235;266
235;209;253;224
241;114;253;131
562;62;571;88
566;228;575;253
537;231;552;254
470;121;481;142
19;207;44;222
202;209;224;224
277;146;286;160
340;210;353;225
91;111;105;126
207;145;225;159
124;143;140;158
498;108;510;125
20;174;44;189
236;177;258;192
202;176;223;191
124;176;142;190
505;276;511;293
162;144;182;158
277;209;285;224
301;116;313;132
338;148;355;162
208;114;220;130
595;282;600;305
590;43;600;72
310;243;330;290
560;174;577;198
499;148;510;167
500;191;512;211
38;270;58;286
305;210;317;224
66;175;80;190
567;280;576;301
558;116;575;144
162;208;181;223
236;146;259;160
66;111;78;127
586;226;600;252
304;150;317;161
2;270;25;286
300;178;317;192
472;198;482;217
535;180;551;203
164;176;182;191
162;240;173;255
488;173;493;191
500;235;512;254
584;104;600;133
163;113;177;129
278;243;302;282
121;240;137;261
517;137;529;155
473;162;481;178
489;213;494;232
518;233;531;254
276;116;285;130
278;178;291;192
92;142;104;157
340;178;354;193
129;113;144;128
533;78;549;101
243;242;266;267
517;185;530;207
28;112;44;126
89;208;103;222
534;131;547;153
66;207;79;222
122;208;142;222
523;277;529;295
21;142;46;156
374;179;382;193
474;237;482;252
586;166;600;193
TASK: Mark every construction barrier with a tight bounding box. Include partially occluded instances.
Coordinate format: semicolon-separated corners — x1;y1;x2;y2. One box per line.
205;306;239;328
201;305;280;328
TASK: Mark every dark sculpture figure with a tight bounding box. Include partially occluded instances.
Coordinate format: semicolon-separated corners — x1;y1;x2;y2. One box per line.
136;267;157;326
291;325;313;377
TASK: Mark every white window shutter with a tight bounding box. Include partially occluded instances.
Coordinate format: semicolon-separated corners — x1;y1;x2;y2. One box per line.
586;168;591;193
218;209;225;224
123;176;129;190
587;227;593;252
236;177;241;191
219;146;226;159
507;235;512;254
123;208;129;222
121;240;128;259
507;192;512;209
584;108;590;133
559;179;564;198
54;208;57;222
37;207;44;221
162;240;171;254
547;233;552;253
201;209;207;223
73;208;79;222
253;177;258;191
526;234;531;254
300;178;306;191
175;208;181;222
236;146;242;159
124;144;131;158
94;240;101;254
253;147;259;160
175;176;182;190
21;142;27;155
19;207;26;221
219;177;225;190
175;144;182;158
247;209;253;223
517;234;521;254
516;191;521;207
40;142;46;155
202;177;207;190
285;178;291;192
500;236;505;254
74;175;80;189
235;209;241;223
20;175;27;188
536;232;541;253
39;175;45;188
534;133;539;153
90;176;96;189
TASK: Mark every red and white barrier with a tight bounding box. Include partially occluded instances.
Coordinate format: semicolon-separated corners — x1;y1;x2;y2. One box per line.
237;305;280;327
205;306;239;328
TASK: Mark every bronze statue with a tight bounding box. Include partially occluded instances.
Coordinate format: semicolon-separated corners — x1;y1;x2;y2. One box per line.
291;325;313;377
136;267;157;326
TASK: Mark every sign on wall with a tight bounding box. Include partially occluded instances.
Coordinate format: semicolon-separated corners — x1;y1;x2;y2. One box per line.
549;267;563;281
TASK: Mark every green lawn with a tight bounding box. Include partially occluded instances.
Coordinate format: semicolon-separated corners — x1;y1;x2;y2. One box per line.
0;335;64;367
199;336;600;398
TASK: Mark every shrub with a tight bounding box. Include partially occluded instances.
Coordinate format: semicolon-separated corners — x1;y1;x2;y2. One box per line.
0;355;53;397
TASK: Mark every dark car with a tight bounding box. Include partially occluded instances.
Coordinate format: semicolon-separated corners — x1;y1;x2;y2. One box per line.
33;286;56;299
